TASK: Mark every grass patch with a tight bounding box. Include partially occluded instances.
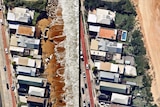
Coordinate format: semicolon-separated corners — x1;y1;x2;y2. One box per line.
32;12;40;25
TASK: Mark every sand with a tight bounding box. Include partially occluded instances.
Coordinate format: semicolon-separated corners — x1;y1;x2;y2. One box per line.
36;1;66;106
132;0;160;105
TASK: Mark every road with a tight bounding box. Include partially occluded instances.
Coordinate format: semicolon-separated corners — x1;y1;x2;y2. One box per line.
80;16;94;107
0;3;17;107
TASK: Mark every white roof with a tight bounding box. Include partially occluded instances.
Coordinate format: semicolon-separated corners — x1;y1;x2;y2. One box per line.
111;93;131;105
90;50;106;57
9;46;24;52
16;66;36;74
28;86;45;97
95;62;101;69
19;95;27;103
88;14;97;23
35;59;42;68
110;63;119;73
96;8;116;22
13;57;36;67
124;65;137;76
117;43;123;48
7;12;16;21
89;25;100;32
17;75;43;83
9;24;19;29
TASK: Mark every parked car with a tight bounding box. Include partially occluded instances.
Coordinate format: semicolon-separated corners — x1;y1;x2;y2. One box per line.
6;83;9;90
83;101;86;107
82;88;84;94
83;72;86;78
4;48;8;54
86;64;90;70
4;66;6;71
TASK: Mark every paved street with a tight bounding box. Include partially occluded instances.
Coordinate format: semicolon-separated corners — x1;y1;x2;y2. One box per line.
80;16;94;107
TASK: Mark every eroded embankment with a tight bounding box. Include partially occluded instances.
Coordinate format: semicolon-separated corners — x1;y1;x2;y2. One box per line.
36;0;66;106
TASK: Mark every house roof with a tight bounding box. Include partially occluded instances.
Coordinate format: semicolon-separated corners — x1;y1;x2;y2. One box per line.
13;57;35;67
118;64;125;74
90;50;106;57
90;39;99;50
96;8;116;23
9;46;24;52
16;66;36;74
99;71;119;82
17;75;43;84
89;25;100;32
8;24;19;29
111;93;131;105
100;81;130;93
110;63;119;73
17;25;35;37
28;86;45;97
87;14;97;23
35;59;42;68
7;7;34;23
27;96;45;104
98;27;117;40
124;65;137;76
109;104;131;107
10;36;18;46
95;62;111;71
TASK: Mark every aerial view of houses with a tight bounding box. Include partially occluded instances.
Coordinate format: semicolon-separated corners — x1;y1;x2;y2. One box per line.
81;0;157;107
0;0;79;107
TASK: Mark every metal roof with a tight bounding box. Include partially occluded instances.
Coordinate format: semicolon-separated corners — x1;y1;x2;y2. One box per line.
28;86;45;97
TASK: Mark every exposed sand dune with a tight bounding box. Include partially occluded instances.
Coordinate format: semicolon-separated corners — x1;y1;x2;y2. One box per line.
132;0;160;105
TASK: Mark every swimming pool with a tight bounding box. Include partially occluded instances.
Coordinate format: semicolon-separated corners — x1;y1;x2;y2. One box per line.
121;31;127;41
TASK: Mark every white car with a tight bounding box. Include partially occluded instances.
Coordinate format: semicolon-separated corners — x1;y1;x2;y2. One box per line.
4;48;8;54
86;64;90;70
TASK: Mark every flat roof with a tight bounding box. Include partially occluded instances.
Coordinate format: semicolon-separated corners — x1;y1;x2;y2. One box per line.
98;27;117;40
10;36;18;46
99;71;119;80
89;25;100;32
118;64;125;74
124;65;137;76
16;66;36;74
95;62;111;71
87;14;97;23
100;81;129;90
110;63;119;73
111;93;131;105
28;86;45;97
17;75;43;83
17;25;35;37
90;39;98;50
90;50;106;57
35;59;42;68
9;46;24;52
27;96;45;104
13;57;35;67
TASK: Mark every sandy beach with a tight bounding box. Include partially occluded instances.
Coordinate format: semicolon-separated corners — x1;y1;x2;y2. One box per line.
132;0;160;105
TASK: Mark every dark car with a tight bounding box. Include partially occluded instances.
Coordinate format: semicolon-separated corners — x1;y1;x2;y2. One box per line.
4;66;6;71
6;83;9;89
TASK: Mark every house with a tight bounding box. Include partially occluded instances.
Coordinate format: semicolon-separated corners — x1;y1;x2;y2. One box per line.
87;8;116;26
99;81;131;94
7;7;34;24
122;56;135;66
9;46;25;56
94;62;119;73
17;75;47;87
28;86;45;97
99;71;120;83
98;27;117;40
111;93;132;105
16;25;35;37
87;13;97;23
10;35;40;50
96;8;116;25
91;50;106;61
124;65;137;77
90;39;123;54
13;56;41;68
89;25;100;33
26;96;46;107
16;66;36;76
